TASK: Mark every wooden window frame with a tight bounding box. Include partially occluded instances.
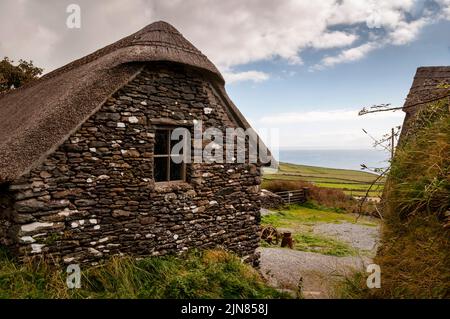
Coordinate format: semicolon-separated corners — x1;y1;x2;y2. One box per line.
154;127;187;183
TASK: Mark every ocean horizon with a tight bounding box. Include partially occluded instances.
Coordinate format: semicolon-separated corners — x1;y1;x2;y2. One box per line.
274;149;390;171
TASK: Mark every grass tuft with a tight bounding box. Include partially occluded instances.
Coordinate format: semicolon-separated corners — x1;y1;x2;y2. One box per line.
0;249;289;299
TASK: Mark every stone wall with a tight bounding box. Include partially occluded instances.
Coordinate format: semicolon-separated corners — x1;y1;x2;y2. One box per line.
260;189;285;210
4;63;261;265
0;184;14;246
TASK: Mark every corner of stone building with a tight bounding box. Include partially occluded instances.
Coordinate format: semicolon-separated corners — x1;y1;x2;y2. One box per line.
0;182;18;251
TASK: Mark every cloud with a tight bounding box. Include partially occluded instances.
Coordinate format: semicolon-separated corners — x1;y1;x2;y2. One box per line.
388;17;429;45
0;0;448;77
255;108;405;149
223;70;270;84
310;31;359;49
313;42;380;70
259;108;403;125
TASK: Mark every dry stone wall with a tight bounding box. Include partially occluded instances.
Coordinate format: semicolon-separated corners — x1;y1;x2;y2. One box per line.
4;63;261;265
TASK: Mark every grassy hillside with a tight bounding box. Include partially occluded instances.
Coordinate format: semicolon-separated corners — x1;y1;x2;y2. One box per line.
263;162;384;197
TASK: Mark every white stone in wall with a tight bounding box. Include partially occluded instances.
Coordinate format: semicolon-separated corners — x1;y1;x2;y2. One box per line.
88;248;102;256
204;107;213;114
89;219;98;224
94;225;101;230
98;237;109;243
128;116;139;123
140;101;147;106
98;175;110;180
71;221;79;228
89;148;97;153
117;122;126;128
58;208;78;217
21;222;54;232
31;244;45;254
20;236;36;243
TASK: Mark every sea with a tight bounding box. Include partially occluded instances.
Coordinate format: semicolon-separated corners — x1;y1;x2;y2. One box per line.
275;149;390;171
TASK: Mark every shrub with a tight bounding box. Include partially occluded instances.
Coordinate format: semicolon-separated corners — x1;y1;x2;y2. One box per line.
263;180;376;215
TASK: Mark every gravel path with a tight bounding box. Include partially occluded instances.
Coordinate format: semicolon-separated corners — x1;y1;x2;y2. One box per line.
259;221;381;298
259;248;372;298
313;222;380;252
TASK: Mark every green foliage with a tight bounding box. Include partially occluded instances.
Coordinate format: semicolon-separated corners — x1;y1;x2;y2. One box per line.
261;204;361;227
339;216;450;299
0;57;43;93
293;232;357;257
385;99;449;221
263;177;378;216
343;97;450;299
0;249;289;299
261;204;376;257
261;204;378;228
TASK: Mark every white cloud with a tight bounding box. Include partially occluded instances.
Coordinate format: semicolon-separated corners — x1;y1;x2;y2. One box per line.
314;42;380;70
435;0;450;18
255;108;405;149
259;108;403;125
0;0;448;77
223;70;270;84
388;18;429;44
310;31;359;49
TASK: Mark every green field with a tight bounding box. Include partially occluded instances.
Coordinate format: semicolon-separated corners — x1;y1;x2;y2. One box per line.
263;162;384;197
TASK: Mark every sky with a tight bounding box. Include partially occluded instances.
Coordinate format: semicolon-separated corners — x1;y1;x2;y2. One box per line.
1;0;449;150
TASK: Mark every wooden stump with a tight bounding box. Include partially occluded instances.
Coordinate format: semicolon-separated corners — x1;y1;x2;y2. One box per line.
281;232;293;249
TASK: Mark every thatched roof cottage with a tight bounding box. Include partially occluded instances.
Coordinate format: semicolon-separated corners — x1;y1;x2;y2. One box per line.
0;21;267;265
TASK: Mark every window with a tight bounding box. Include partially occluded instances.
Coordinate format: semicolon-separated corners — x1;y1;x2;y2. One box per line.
154;129;187;182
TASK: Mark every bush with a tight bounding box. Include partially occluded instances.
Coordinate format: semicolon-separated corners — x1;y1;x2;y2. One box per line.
263;180;376;215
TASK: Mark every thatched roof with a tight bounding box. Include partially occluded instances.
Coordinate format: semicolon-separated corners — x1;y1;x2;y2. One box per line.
403;66;450;114
400;66;450;140
0;21;231;182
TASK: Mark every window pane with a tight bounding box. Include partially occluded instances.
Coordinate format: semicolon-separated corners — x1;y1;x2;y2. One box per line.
155;130;169;155
170;130;187;156
154;157;168;182
170;156;184;181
